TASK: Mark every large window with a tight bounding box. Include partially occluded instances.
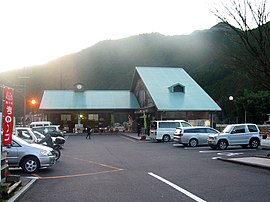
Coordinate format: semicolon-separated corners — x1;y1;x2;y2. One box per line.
61;114;71;121
159;122;180;128
88;114;99;121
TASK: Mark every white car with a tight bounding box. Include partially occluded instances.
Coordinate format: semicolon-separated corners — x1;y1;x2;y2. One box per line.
15;127;38;143
208;124;261;150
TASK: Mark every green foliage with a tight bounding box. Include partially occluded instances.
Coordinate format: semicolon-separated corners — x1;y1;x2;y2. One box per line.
234;90;270;124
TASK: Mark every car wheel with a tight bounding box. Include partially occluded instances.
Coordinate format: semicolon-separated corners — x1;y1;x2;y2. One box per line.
217;140;228;150
189;139;198;147
162;135;170;142
21;157;40;173
53;149;61;161
249;138;259;149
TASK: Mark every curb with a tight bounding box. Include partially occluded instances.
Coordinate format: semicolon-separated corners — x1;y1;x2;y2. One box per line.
218;157;270;170
7;177;37;202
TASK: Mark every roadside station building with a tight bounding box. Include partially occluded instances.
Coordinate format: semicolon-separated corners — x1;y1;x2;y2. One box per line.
39;67;221;132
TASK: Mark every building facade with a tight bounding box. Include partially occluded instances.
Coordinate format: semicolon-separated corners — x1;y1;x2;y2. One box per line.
39;67;221;132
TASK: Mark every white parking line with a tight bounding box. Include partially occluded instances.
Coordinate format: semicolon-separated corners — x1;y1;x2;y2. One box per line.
148;172;207;202
199;149;256;153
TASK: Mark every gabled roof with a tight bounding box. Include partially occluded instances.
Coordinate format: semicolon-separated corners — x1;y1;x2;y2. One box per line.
40;90;140;110
134;67;221;111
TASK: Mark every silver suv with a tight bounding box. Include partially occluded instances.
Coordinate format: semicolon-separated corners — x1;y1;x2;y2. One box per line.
208;124;261;150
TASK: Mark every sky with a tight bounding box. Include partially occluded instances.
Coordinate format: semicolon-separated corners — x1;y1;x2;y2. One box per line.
0;0;221;72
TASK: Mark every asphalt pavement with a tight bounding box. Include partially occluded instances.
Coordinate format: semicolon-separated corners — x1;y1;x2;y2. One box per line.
6;133;270;202
122;132;270;170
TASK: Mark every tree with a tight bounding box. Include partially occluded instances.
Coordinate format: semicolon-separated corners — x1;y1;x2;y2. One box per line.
212;0;270;89
234;90;270;123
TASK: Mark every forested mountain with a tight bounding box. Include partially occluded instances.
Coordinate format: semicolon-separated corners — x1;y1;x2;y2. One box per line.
0;23;267;120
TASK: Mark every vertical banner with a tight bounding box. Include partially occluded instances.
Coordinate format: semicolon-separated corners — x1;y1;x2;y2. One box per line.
2;86;14;145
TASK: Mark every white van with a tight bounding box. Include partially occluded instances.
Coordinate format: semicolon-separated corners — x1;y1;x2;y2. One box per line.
29;121;52;128
150;120;192;142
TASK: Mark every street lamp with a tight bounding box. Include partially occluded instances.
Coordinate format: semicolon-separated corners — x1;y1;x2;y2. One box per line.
229;96;234;123
31;99;37;105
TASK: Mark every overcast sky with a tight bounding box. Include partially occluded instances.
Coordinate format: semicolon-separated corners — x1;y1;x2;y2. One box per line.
0;0;221;72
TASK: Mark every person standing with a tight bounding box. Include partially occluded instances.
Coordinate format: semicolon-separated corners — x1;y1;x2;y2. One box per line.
137;122;141;137
86;127;92;139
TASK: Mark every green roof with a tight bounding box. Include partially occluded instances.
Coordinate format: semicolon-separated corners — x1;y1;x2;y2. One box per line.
135;67;221;111
40;90;140;110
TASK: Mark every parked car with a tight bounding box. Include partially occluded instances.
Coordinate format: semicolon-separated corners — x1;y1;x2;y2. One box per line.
150;120;192;142
3;135;56;173
15;127;38;143
32;130;46;142
29;121;52;128
32;125;65;138
174;126;219;147
113;123;125;132
208;123;261;150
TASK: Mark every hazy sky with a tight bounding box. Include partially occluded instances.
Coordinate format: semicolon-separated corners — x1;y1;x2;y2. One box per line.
0;0;220;72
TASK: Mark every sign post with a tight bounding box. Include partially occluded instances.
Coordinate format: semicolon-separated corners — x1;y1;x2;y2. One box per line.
1;86;14;182
2;86;14;146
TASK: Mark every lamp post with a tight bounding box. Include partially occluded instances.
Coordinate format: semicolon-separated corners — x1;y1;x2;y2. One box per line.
18;76;30;126
30;99;37;122
229;96;234;123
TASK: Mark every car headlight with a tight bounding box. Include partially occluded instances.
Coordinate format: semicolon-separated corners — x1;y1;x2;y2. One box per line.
40;150;52;156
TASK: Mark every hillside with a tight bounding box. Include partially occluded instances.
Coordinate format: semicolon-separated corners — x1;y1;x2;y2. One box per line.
0;23;262;117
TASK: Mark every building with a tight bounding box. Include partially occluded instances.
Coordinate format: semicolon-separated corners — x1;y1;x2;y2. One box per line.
39;67;221;132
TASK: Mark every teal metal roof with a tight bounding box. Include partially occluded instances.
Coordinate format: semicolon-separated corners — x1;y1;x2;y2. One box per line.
135;67;221;111
40;90;140;110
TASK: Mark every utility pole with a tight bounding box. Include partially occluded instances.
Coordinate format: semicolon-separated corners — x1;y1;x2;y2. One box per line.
18;76;30;126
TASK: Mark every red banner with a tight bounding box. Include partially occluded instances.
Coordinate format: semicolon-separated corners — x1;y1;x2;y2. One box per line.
2;87;14;145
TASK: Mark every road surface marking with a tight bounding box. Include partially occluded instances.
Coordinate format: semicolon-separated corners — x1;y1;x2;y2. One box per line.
33;169;124;180
199;149;255;153
32;156;124;180
148;172;207;202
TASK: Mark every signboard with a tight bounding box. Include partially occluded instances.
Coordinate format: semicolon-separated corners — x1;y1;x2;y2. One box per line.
2;86;14;145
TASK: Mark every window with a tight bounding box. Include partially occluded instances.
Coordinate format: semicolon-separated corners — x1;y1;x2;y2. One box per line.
173;85;184;92
206;128;218;134
11;140;21;147
88;114;99;121
171;122;180;128
61;114;71;121
169;83;185;93
185;128;196;133
248;125;258;132
181;122;192;127
17;130;32;140
231;126;246;134
159;122;171;128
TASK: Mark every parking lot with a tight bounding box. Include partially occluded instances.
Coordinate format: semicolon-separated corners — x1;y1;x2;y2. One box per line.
11;133;270;202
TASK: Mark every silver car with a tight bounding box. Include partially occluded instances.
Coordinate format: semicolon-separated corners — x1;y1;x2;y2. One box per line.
3;135;56;173
174;126;219;147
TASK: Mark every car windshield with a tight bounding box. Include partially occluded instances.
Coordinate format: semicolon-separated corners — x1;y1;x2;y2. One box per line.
12;135;29;144
223;125;233;133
